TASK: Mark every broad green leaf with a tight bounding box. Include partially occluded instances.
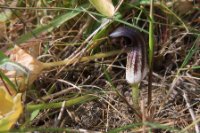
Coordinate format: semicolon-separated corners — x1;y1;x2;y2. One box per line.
89;0;115;17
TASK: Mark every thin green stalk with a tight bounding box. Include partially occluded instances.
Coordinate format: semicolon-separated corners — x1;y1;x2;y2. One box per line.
131;83;141;120
148;0;154;106
10;127;100;133
114;18;149;34
26;94;97;111
42;49;128;69
0;71;18;94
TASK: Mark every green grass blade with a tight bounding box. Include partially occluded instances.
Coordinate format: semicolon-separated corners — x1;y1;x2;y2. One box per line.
114;18;148;34
16;4;88;44
108;122;179;133
0;51;9;64
148;0;154;67
181;36;199;68
191;66;200;70
26;94;97;111
102;65;115;90
144;122;180;132
0;70;18;93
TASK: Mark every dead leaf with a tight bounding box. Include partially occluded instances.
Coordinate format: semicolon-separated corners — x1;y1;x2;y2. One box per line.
9;45;44;86
20;39;42;58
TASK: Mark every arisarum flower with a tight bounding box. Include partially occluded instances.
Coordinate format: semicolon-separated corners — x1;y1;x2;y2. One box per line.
110;26;148;118
109;26;148;84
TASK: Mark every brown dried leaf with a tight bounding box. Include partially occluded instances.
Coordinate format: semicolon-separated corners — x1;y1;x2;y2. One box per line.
9;45;44;86
20;39;42;58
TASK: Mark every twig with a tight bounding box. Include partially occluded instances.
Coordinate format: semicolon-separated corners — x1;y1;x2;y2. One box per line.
114;0;124;13
182;90;200;133
141;98;147;133
54;101;66;127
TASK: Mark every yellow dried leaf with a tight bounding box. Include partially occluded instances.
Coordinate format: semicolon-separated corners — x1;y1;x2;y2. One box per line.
0;88;22;131
89;0;115;17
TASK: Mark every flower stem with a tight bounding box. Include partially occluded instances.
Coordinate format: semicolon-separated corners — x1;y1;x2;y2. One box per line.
131;83;141;119
148;0;155;106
